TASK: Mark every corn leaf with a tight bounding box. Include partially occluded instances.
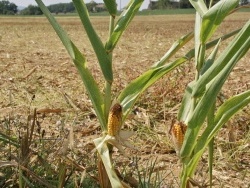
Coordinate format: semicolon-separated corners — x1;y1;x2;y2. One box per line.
192;20;250;97
73;0;113;83
122;28;238;124
178;29;240;122
178;30;237;122
105;0;144;52
205;28;240;49
200;0;239;43
35;0;106;129
103;0;117;17
177;81;195;122
194;38;221;95
184;90;250;178
118;32;196;120
152;32;194;68
193;11;205;72
119;57;187;121
213;90;250;131
180;20;250;160
189;0;208;16
200;39;221;75
207;102;216;188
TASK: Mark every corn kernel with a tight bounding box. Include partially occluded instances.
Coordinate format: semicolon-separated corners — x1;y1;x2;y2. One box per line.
169;121;187;155
107;103;122;136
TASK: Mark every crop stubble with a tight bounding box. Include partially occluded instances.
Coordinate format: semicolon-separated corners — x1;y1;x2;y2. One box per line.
0;13;249;187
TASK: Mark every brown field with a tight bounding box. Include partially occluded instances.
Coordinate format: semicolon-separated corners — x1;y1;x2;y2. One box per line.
0;12;250;187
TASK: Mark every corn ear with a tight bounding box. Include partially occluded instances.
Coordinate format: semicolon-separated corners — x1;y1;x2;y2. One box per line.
169;121;187;156
107;103;122;136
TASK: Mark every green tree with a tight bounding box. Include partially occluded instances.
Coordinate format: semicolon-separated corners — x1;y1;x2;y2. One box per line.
0;0;17;14
47;2;75;14
158;0;171;9
20;5;42;15
63;2;75;13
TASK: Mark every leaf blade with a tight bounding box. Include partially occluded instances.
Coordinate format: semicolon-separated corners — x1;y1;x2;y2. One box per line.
200;0;239;43
192;20;250;97
105;0;144;52
103;0;117;17
73;0;113;83
35;0;106;128
118;57;187;120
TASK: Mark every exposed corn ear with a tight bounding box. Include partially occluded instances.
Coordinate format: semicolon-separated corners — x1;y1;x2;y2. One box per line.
169;121;187;156
107;103;122;136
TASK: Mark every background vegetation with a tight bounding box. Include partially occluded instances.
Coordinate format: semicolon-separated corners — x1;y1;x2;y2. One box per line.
0;0;17;14
1;0;248;15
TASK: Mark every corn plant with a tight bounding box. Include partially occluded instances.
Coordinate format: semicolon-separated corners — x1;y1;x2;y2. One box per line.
173;0;250;187
35;0;193;186
35;0;250;187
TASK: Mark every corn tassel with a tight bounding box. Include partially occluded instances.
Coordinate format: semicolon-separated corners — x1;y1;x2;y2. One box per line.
169;121;187;156
107;103;122;136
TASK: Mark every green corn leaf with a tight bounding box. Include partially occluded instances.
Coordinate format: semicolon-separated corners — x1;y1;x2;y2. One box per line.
35;0;106;129
207;102;216;188
177;81;195;122
118;32;195;120
73;0;113;83
36;0;82;60
181;32;250;159
105;0;144;52
208;137;214;188
195;38;221;94
103;0;117;17
189;0;208;16
206;29;240;49
180;21;250;159
178;29;239;123
152;32;194;68
200;0;239;43
178;29;240;124
119;57;187;121
184;90;250;180
181;66;243;161
200;39;221;75
214;90;250;129
75;58;106;129
194;12;204;72
192;20;250;97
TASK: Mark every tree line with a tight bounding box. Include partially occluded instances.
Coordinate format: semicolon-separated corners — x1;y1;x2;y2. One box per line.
0;0;17;14
151;0;228;9
0;0;249;15
0;0;106;15
18;3;75;15
20;2;76;15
